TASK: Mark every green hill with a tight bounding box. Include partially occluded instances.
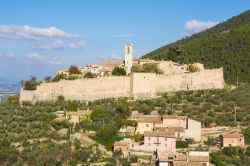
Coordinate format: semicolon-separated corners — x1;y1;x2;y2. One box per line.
143;10;250;83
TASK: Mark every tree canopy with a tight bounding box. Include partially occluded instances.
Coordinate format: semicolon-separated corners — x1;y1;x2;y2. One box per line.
143;10;250;83
111;67;126;76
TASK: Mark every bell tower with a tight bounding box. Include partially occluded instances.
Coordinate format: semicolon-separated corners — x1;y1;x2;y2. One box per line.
124;43;133;74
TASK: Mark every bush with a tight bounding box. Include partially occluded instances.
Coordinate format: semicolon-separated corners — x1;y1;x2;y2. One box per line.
23;76;39;90
111;67;126;76
188;64;199;72
68;65;82;75
223;147;241;157
130;155;138;163
176;140;189;148
131;63;163;74
133;132;142;142
84;72;94;78
44;76;51;83
52;74;65;82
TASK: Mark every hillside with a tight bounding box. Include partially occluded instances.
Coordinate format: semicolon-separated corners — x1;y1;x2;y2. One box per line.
143;10;250;83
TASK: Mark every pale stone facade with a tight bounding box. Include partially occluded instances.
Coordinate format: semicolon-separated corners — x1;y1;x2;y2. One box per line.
220;134;245;148
125;43;133;74
20;68;225;103
131;115;201;142
143;131;176;153
158;151;211;166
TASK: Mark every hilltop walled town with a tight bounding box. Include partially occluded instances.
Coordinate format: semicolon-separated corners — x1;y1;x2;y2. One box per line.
20;44;225;103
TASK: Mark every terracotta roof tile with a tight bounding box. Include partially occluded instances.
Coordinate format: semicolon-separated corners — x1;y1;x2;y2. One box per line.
222;134;244;138
144;131;175;138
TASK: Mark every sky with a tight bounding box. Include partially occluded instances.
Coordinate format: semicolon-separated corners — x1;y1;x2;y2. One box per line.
0;0;249;82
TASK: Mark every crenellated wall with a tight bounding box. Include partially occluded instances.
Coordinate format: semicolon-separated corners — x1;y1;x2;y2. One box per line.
20;68;225;103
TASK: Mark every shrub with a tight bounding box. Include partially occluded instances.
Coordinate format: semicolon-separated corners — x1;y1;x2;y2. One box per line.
111;67;126;76
68;65;82;75
130;155;138;163
52;74;65;82
188;64;199;72
84;72;94;78
176;140;189;148
44;76;51;83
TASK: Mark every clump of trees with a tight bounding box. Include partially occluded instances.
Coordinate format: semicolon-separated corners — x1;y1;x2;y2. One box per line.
84;72;95;78
131;63;163;74
112;67;126;76
52;73;66;82
22;76;40;90
68;65;82;75
210;147;250;166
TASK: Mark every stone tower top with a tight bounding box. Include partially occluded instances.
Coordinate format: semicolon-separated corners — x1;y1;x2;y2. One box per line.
125;43;133;74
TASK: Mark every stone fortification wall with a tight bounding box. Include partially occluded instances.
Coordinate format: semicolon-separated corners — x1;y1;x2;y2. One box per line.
130;73;156;99
20;76;130;102
155;68;224;93
20;68;225;103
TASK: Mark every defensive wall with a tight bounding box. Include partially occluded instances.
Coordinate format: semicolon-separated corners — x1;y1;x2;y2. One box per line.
20;68;225;103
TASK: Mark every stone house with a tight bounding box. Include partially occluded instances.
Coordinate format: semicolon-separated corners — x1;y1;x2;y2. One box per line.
66;109;93;124
162;115;187;128
131;115;201;142
162;115;201;141
220;133;245;148
154;127;185;140
134;115;162;134
143;131;176;152
157;151;211;166
113;141;130;157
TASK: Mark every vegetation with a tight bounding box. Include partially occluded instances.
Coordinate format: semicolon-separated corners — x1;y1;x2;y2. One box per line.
22;76;40;90
143;10;250;83
176;140;189;148
0;96;134;165
131;63;163;74
111;67;126;76
68;65;82;75
44;76;52;83
210;147;250;166
52;73;66;82
84;71;95;78
3;82;250;165
188;64;199;72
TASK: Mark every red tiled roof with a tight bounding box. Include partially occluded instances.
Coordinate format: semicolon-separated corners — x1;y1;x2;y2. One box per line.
222;134;244;138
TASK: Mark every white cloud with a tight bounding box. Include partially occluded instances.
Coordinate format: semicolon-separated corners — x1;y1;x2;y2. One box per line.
32;40;86;50
185;20;218;34
114;33;136;38
0;25;79;40
26;53;62;65
0;53;17;60
0;25;85;50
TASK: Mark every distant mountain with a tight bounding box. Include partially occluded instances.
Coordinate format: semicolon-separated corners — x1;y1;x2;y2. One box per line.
143;10;250;83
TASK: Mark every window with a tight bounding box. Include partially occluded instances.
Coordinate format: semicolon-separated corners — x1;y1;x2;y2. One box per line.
202;163;207;166
157;137;159;142
165;144;167;147
165;138;167;141
148;143;151;146
146;124;149;127
148;137;151;141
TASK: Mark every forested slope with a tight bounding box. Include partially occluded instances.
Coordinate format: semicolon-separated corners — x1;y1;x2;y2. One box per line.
143;10;250;83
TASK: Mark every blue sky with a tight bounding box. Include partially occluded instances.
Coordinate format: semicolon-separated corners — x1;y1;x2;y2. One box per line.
0;0;249;82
